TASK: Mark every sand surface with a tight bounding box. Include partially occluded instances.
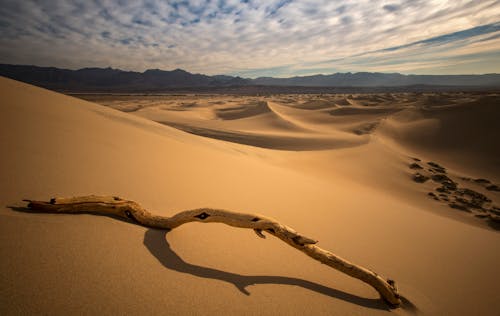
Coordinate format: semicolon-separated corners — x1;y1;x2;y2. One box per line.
1;77;499;315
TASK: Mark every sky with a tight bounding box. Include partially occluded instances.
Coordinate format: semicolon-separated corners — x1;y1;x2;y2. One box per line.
1;0;499;78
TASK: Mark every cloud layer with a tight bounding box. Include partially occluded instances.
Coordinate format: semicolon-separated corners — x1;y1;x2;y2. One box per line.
1;0;499;77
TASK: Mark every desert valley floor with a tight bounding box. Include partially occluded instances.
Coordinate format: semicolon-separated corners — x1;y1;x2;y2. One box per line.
1;76;499;315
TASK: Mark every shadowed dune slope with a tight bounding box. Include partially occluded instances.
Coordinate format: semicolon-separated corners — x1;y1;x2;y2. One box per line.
214;101;272;120
161;121;366;151
132;99;367;150
378;96;500;177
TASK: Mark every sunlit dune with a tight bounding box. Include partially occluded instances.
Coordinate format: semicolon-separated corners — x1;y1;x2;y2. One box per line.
2;77;499;315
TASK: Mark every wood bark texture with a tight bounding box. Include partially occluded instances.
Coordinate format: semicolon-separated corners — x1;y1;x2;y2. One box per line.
24;195;401;306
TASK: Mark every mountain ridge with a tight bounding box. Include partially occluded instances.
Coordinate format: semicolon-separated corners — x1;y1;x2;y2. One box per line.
1;63;499;92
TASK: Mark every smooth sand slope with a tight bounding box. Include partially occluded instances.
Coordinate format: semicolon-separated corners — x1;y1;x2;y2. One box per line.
1;77;499;315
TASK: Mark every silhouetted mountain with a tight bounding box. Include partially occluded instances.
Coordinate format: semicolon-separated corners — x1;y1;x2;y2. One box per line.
1;64;499;92
0;64;250;91
252;72;500;87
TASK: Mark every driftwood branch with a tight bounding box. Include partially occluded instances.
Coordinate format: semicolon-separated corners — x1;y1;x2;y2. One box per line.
23;195;401;307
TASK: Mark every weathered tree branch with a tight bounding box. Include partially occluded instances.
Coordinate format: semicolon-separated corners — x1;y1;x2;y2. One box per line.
23;195;401;306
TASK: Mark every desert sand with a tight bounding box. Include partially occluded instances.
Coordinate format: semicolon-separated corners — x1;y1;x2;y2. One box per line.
1;76;499;315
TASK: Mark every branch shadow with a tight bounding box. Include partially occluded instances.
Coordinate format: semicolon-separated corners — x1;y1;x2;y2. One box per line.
8;206;416;312
143;228;389;311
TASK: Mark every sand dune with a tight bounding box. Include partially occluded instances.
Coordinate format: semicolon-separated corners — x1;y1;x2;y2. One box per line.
294;99;338;110
76;90;500;223
334;98;352;106
215;101;312;133
378;95;500;177
329;106;400;116
127;98;366;150
214;101;272;120
161;121;364;150
1;77;500;315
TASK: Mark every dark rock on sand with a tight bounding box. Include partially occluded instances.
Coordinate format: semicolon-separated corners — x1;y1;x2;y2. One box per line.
431;174;453;183
427;162;446;173
436;186;451;193
409;159;498;227
449;203;469;212
474;178;491;184
451;188;492;210
455;197;483;209
489;207;500;216
486;184;500;192
428;192;439;200
409;163;423;170
431;174;457;190
455;188;491;202
413;173;430;183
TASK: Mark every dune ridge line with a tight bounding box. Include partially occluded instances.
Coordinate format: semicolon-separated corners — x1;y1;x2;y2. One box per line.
24;195;402;307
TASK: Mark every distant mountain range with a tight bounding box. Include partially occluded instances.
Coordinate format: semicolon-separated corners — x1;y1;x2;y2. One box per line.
1;63;500;92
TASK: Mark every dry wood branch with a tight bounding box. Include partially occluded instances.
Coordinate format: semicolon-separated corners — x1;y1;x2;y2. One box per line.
23;195;401;306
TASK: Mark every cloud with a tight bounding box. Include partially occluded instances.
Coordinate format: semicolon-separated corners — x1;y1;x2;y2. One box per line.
101;31;111;39
0;0;499;76
382;4;401;12
306;22;500;75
